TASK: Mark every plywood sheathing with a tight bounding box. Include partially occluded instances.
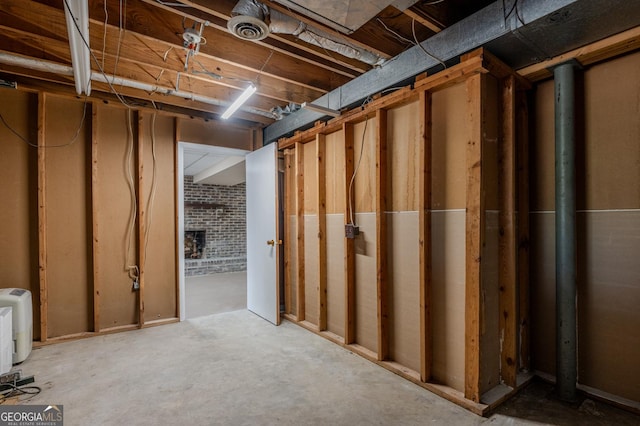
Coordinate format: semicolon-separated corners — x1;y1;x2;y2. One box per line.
94;106;137;329
45;96;92;338
0;90;40;340
279;48;532;414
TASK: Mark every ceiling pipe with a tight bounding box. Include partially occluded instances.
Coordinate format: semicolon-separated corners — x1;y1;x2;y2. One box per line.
227;0;385;66
0;52;275;119
554;60;579;403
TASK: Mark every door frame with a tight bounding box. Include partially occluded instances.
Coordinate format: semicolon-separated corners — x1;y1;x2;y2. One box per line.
176;141;250;321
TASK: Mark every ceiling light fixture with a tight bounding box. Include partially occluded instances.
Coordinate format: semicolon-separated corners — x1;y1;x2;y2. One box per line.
301;102;341;117
63;0;91;95
221;84;256;119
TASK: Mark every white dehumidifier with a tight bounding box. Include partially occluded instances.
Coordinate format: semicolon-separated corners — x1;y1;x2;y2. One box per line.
0;288;33;363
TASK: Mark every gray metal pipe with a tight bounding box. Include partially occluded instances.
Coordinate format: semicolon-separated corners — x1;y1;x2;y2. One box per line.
554;60;578;402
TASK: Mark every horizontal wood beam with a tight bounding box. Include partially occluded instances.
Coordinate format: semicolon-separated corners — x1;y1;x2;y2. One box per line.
518;26;640;81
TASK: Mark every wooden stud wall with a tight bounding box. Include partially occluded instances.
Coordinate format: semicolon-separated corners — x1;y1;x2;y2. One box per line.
0;88;252;343
279;48;531;415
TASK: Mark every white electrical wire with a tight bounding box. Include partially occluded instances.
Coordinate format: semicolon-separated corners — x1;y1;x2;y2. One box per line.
411;19;447;69
124;109;139;281
347;116;369;226
144;113;159;265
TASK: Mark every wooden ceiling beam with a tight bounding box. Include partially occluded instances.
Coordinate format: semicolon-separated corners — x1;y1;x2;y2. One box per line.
402;8;445;34
2;0;329;103
141;0;369;75
0;28;282;115
89;0;351;92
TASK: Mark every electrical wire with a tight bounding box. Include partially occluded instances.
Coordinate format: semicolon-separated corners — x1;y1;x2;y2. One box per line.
101;0;109;70
0;384;41;404
377;18;414;45
144;113;159;266
0;101;88;149
422;0;446;5
411;18;447;69
113;0;126;77
124;109;139;282
347;115;369;226
63;0;134;109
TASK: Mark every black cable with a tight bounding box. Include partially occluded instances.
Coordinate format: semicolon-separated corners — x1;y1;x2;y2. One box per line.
1;104;87;149
0;384;42;404
63;0;134;109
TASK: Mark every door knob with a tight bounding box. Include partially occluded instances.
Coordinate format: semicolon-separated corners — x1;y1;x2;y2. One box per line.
267;239;283;246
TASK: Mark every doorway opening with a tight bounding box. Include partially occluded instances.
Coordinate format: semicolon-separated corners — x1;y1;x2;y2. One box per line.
177;142;250;320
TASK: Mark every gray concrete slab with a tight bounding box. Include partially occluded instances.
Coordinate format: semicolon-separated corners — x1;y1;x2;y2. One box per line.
186;272;247;319
14;310;640;426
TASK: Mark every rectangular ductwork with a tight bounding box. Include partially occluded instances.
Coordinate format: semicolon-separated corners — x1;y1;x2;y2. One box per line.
273;0;417;34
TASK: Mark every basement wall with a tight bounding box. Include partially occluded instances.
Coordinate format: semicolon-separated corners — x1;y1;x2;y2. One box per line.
280;49;529;414
530;50;640;403
0;90;254;341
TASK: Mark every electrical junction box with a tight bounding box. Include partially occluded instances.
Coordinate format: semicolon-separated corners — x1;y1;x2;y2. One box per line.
345;224;359;239
0;289;33;364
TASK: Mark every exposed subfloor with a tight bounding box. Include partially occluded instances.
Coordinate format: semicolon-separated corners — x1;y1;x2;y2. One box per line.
15;310;640;426
185;271;247;319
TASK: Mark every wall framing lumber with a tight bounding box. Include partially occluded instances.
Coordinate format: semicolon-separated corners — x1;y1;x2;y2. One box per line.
283;149;294;315
517;26;640;82
464;73;486;403
91;103;100;333
516;90;531;373
418;90;433;382
174;117;181;321
316;134;328;331
276;49;539;414
37;92;47;343
498;75;518;388
343;123;356;344
295;142;306;321
375;109;388;361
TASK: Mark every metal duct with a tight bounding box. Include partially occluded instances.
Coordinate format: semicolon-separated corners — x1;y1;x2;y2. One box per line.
228;0;270;40
0;52;275;119
227;0;385;66
265;0;640;143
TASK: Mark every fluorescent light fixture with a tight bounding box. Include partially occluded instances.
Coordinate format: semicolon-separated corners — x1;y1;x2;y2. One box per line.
221;84;256;119
301;102;341;117
63;0;91;95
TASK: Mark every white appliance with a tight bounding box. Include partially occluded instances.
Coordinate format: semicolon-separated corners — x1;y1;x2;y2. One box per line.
0;307;12;374
0;289;33;363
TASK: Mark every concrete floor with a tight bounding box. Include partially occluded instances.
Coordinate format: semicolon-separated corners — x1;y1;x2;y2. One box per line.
15;310;640;426
185;272;247;319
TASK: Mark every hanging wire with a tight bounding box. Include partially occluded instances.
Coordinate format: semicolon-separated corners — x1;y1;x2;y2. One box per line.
411;18;447;69
0;101;88;149
377;18;415;45
347;105;370;226
63;0;134;109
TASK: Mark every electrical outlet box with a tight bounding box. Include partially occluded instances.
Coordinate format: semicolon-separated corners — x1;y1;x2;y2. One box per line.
345;224;359;239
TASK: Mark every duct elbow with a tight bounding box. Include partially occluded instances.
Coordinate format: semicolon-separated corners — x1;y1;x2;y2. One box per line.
229;0;384;66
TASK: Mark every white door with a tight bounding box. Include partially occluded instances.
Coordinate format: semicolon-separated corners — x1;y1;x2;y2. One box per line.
246;143;280;325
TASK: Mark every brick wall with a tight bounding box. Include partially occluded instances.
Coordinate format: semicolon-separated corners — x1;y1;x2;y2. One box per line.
184;176;246;276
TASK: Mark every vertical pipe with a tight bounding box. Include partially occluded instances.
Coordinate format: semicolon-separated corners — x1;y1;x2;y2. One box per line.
554;61;577;402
